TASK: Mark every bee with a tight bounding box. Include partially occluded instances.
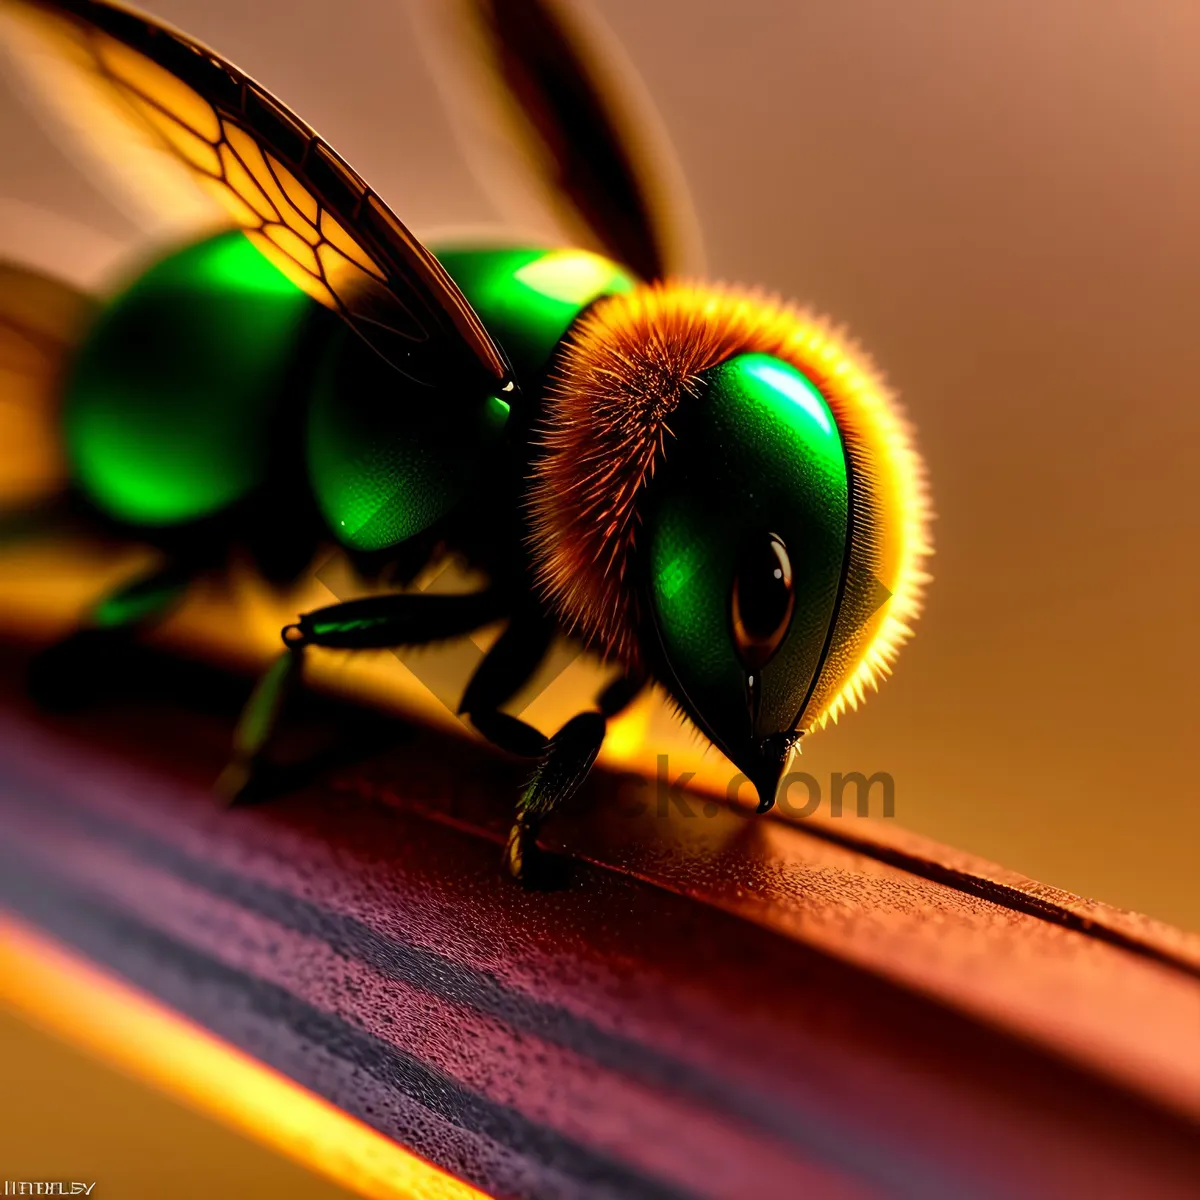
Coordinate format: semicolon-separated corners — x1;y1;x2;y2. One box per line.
0;0;931;880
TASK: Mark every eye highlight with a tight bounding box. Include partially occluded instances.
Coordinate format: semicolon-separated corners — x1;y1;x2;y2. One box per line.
731;532;795;670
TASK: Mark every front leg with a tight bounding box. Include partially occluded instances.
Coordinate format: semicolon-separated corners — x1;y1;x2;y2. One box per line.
456;608;648;881
503;669;646;884
505;711;607;882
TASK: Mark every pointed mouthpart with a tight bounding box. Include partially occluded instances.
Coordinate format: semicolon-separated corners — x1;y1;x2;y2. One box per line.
748;732;801;814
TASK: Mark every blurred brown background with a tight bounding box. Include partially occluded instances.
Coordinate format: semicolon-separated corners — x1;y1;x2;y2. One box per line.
1;0;1197;927
1;3;1199;1194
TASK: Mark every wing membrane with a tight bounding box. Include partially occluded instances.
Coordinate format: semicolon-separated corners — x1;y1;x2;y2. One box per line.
0;261;94;503
414;0;702;281
0;0;513;392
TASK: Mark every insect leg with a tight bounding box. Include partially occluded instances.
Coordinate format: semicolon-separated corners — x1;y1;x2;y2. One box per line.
596;670;647;720
458;603;556;758
505;668;647;884
219;588;506;803
217;644;306;803
28;558;192;709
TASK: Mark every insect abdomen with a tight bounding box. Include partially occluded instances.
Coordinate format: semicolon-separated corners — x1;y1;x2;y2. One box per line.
64;230;315;529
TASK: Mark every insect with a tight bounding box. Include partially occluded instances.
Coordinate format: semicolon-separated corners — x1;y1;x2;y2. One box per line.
0;0;931;880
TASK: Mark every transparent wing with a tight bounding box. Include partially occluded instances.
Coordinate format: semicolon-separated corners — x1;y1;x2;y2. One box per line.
0;260;94;504
412;0;702;281
0;0;514;393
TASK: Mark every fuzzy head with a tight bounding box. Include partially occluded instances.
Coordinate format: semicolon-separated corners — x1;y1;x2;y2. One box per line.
528;280;932;807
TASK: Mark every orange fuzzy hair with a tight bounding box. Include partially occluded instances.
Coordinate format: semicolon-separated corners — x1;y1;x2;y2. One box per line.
527;280;933;732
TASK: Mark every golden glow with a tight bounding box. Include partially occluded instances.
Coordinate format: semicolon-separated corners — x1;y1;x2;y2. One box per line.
262;153;321;243
248;152;316;241
274;156;320;223
0;0;487;377
0;263;89;505
322;211;386;281
266;223;320;274
789;322;933;733
221;126;323;248
219;140;275;222
513;249;621;306
533;278;933;704
199;175;260;228
0;536;741;801
0;917;490;1200
0;4;220;233
126;92;222;176
244;230;337;309
95;35;221;143
318;243;378;297
602;691;654;762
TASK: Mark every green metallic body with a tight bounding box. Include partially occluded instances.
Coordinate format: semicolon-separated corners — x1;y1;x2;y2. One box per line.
6;0;894;867
60;229;852;796
65;232;311;529
63;230;633;556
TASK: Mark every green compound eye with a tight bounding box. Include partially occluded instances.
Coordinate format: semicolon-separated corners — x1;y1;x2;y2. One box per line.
642;351;849;805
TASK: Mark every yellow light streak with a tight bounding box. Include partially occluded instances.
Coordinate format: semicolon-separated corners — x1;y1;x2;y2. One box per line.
0;916;490;1200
